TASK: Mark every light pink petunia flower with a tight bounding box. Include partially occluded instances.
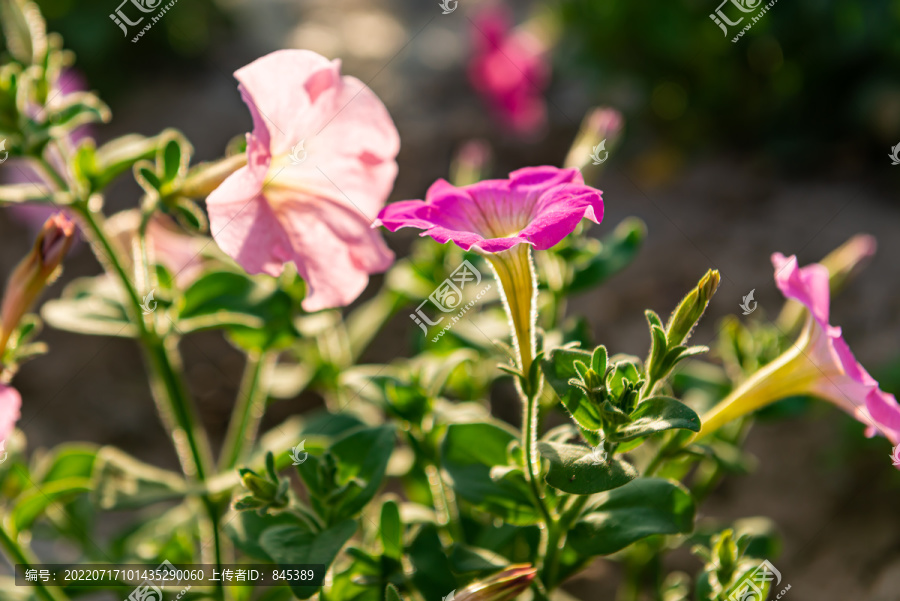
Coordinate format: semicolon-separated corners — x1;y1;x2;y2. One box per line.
699;253;900;460
770;253;900;444
374;166;602;254
0;384;21;444
206;50;400;312
468;6;550;138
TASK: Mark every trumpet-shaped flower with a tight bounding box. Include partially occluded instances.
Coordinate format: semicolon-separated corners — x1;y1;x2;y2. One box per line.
376;165;602;376
206;50;400;311
375;166;602;253
699;253;900;451
0;384;21;443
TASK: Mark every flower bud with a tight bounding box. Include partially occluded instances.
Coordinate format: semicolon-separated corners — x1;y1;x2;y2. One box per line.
564;107;624;172
665;269;720;347
0;383;22;444
454;565;537;601
0;212;74;355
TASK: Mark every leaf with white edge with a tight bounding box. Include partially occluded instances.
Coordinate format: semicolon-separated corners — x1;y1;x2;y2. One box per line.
567;478;696;556
614;397;701;441
538;441;637;495
41;276;136;338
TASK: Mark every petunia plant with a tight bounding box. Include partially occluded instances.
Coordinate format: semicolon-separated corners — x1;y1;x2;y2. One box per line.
0;2;898;601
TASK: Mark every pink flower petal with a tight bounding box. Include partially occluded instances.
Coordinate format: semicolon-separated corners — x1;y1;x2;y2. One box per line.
772;253;831;327
376;166;603;254
0;384;21;443
208;50;399;311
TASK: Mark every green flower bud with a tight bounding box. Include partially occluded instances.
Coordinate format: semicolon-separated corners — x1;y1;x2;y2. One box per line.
665;269;720;347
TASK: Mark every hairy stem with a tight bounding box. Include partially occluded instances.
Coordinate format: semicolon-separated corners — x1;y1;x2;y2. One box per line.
219;350;276;471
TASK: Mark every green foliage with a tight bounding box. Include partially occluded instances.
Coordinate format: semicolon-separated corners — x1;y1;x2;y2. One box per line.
567;478;696;556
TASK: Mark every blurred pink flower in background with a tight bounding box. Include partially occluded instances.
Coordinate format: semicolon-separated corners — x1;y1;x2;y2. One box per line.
468;6;550;138
0;384;21;443
207;50;400;312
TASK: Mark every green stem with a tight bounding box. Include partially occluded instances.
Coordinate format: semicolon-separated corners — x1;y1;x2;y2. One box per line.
0;523;69;601
486;245;554;573
543;495;588;589
425;463;464;542
73;203;223;600
219;350;276;471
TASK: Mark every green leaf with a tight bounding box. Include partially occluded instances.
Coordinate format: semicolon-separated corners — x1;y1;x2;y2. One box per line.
180;271;298;350
41;276;136;338
330;425;395;520
385;584;403;601
258;518;357;599
92;134;159;191
409;524;457;601
47;92;110;133
449;544;509;573
614;397;701;441
12;478;92;533
380;500;402;561
34;444;97;483
568;217;646;294
441;423;542;525
568;478;695;556
91;447;188;510
0;183;66;205
541;348;603;433
538;441;636;495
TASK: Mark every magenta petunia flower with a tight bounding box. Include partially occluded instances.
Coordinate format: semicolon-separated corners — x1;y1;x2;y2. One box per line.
376;166;601;377
699;253;900;455
374;166;602;253
206;50;400;312
0;384;21;443
468;6;549;138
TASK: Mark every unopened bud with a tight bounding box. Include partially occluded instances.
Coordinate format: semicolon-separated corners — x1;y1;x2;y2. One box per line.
454;565;537;601
666;269;720;347
1;212;75;355
450;140;493;187
239;468;278;501
564;107;624;171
